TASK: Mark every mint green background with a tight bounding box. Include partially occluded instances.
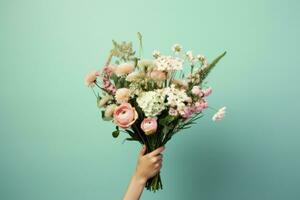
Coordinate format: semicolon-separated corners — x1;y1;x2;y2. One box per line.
1;0;299;199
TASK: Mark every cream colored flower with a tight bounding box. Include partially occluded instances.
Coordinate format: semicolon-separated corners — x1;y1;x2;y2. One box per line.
104;104;117;119
136;91;165;117
149;70;167;81
115;63;135;76
154;55;183;71
84;70;100;86
171;79;188;90
172;44;182;52
152;50;161;58
97;95;113;108
126;71;145;82
138;59;156;72
186;50;194;62
115;88;131;104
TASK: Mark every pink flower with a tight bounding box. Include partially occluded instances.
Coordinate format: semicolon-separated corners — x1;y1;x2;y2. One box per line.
115;88;131;104
102;65;115;77
191;86;201;96
212;107;226;121
113;103;138;129
150;70;167;81
84;70;100;86
115;63;135;76
200;100;208;109
203;87;212;97
195;101;203;112
141;118;158;135
102;76;116;95
180;107;193;119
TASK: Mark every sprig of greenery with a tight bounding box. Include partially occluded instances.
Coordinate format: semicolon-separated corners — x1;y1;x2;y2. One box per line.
199;51;226;84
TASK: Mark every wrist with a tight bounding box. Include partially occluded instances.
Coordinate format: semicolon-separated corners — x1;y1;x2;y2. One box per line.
132;172;147;185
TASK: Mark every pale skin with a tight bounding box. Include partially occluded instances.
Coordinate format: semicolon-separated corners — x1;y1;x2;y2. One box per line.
122;145;165;200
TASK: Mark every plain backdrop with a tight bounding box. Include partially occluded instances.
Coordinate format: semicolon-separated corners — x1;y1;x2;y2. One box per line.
1;0;299;199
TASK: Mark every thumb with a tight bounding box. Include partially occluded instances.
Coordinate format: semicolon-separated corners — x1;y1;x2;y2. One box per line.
139;145;146;157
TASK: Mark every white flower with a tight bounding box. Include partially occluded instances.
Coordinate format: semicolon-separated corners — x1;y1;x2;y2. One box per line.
115;88;131;104
186;50;194;62
161;85;189;110
172;44;182;52
154;55;183;71
104;104;117;119
152;50;161;58
97;95;112;108
197;54;209;68
212;107;226;121
196;54;206;61
136;91;166;117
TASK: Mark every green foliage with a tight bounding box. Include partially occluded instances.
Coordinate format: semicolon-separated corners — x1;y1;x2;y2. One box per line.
112;126;120;138
199;51;226;84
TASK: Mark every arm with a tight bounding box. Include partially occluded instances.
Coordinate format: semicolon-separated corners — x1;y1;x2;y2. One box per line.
122;145;164;200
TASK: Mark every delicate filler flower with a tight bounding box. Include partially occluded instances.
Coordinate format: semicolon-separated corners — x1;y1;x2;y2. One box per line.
115;63;135;76
186;50;194;62
152;50;161;58
113;103;138;128
141;118;158;135
191;86;201;96
84;70;100;86
212;106;226;121
104;104;117;119
115;88;131;104
137;91;165;117
154;55;183;71
172;44;182;52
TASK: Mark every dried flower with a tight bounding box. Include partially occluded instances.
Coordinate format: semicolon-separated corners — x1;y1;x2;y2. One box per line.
115;63;135;76
84;70;100;86
115;88;131;104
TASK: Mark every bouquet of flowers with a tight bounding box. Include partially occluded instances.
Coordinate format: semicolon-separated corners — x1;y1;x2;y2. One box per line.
85;33;226;192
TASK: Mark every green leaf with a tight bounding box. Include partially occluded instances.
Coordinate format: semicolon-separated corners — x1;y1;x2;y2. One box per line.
159;115;177;126
112;130;119;138
199;51;226;84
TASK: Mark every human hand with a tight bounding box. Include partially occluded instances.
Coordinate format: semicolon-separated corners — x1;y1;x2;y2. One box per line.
134;145;165;184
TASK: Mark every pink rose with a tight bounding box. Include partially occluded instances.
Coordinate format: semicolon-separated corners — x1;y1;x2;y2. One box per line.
113;103;138;129
191;86;201;96
84;70;100;86
141;118;158;135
